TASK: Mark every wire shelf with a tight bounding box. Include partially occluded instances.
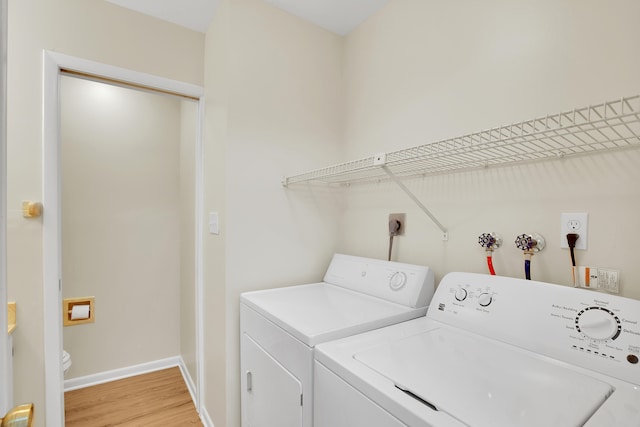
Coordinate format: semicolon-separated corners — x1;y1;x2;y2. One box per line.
282;95;640;187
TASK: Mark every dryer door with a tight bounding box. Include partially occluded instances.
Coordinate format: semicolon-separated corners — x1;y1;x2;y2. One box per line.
241;333;303;427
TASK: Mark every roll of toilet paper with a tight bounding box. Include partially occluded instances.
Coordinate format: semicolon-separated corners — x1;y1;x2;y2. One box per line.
71;304;90;320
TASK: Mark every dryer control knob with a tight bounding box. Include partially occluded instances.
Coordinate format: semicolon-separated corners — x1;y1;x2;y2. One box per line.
478;293;493;307
454;288;468;301
389;272;407;290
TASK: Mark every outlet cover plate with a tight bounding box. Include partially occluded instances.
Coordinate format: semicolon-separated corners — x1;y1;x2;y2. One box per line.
560;212;588;250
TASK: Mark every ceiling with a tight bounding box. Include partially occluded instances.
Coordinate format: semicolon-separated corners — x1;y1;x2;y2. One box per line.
104;0;390;35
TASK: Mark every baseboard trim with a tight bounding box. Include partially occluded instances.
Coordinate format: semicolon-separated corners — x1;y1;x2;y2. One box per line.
63;356;182;392
177;359;197;405
201;407;215;427
175;361;215;427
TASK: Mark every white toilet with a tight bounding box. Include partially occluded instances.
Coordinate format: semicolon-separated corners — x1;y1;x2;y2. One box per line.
62;350;72;377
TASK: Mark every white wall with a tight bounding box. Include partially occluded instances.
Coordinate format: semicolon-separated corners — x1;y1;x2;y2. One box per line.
7;1;203;423
202;1;229;423
204;1;344;425
60;76;186;377
340;0;640;299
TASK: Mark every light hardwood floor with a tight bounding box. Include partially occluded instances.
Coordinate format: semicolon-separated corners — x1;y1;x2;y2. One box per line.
64;367;202;426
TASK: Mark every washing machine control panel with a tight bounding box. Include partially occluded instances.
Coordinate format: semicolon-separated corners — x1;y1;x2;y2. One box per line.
428;272;640;385
574;306;621;342
556;299;639;370
444;283;497;311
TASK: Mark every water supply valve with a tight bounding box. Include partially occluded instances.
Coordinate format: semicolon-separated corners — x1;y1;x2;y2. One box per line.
478;232;502;250
514;233;545;253
514;233;545;280
478;232;502;276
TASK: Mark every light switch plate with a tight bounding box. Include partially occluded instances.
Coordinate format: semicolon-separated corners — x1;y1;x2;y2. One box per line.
209;212;219;235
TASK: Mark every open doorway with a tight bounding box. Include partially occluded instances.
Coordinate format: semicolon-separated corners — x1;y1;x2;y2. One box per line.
43;52;204;426
59;73;198;383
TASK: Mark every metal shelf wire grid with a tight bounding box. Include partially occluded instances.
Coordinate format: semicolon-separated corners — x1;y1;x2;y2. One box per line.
282;95;640;187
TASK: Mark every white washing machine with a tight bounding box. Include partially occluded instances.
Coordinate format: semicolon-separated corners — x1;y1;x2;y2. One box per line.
314;272;640;427
240;253;435;427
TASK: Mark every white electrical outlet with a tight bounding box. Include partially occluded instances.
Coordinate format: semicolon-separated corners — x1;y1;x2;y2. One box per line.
560;212;588;250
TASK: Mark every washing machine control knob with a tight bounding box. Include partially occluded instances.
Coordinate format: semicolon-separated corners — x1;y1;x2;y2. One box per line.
478;293;493;307
389;272;407;290
575;307;621;342
454;288;468;301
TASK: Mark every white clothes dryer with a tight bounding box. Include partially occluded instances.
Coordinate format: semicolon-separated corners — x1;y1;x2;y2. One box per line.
240;253;435;427
314;272;640;427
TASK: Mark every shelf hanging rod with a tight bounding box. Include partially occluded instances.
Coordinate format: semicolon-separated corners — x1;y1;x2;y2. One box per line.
381;165;449;241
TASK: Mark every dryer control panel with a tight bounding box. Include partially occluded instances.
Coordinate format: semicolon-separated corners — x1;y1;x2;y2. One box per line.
428;272;640;385
323;254;435;309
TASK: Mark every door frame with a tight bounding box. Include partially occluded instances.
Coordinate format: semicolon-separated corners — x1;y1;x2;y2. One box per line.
42;50;205;425
0;0;9;414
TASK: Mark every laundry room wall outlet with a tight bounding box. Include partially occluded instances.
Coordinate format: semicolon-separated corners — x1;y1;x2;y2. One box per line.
560;212;588;250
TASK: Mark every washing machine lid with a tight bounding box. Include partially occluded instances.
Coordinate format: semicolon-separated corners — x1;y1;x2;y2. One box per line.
241;283;425;347
354;327;613;427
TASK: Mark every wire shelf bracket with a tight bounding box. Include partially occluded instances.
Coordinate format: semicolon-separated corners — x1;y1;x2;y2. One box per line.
381;164;449;241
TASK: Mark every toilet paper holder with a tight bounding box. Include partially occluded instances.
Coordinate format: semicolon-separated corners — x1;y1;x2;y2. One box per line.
63;297;95;326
